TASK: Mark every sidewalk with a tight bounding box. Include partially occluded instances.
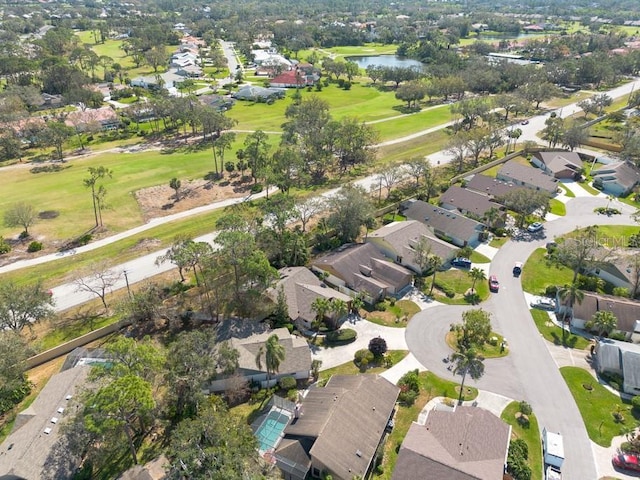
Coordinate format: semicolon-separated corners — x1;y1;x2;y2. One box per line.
417;390;514;424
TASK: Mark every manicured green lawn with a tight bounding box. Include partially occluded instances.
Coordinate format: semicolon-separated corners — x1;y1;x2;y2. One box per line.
593;225;640;242
377;129;450;165
427;268;490;305
469;250;491;264
375;371;477;479
365;300;421;328
576;181;602;196
445;331;509;358
530;309;591;350
558;184;575;198
521;248;573;295
549;198;566;216
489;236;509;248
561;366;638;447
501;401;543;480
318;350;409;383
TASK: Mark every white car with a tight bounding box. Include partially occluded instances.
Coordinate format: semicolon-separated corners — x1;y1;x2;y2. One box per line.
527;222;543;233
530;298;556;311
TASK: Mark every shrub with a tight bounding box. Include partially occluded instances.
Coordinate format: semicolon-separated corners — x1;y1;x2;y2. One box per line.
354;348;375;365
374;301;386;311
18;231;29;240
389;297;396;306
0;237;10;254
609;331;628;342
77;233;92;246
576;274;604;292
398;389;418;406
250;183;263;194
27;241;43;252
368;337;388;357
613;287;631;298
279;376;297;390
398;369;420;395
632;395;640;412
434;279;455;298
287;388;298;402
545;285;558;296
325;328;357;345
507;438;531;480
519;400;533;415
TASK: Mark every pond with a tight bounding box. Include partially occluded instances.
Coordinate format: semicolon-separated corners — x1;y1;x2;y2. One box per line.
347;55;424;69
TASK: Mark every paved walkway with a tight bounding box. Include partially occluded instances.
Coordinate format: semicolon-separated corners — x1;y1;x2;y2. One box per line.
417;390;515;425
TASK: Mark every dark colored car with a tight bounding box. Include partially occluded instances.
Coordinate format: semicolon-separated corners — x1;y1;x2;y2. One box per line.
451;257;472;269
612;453;640;472
513;262;523;277
489;275;499;292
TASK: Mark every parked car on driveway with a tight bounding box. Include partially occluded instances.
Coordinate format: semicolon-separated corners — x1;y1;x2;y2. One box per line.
527;222;543;233
513;262;523;277
530;297;556;311
521;119;529;125
489;275;499;292
451;257;472;269
612;453;640;472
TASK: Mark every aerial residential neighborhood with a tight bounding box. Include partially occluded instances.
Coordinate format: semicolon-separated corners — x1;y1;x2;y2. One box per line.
4;0;640;479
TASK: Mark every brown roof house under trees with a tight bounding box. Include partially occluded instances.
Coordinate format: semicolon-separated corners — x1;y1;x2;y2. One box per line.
392;405;511;480
275;374;399;480
531;151;583;180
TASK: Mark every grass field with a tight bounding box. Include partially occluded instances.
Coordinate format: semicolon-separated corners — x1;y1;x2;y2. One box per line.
548;198;566;216
501;401;543;480
561;366;637;447
427;268;491;305
317;350;409;383
521;248;573;295
365;300;421;328
530;309;591;350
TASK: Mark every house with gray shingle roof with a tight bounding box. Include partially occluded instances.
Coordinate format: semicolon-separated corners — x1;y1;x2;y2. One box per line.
466;174;526;199
592;161;640;197
439;185;504;221
392;406;511;480
571;292;640;341
0;365;90;480
206;327;311;392
400;200;485;248
497;159;559;194
275;374;399;480
312;243;414;303
366;220;457;273
595;338;640;395
532;151;583;179
267;267;351;330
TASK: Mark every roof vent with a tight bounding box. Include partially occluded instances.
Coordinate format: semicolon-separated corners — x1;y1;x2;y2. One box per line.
57;407;65;414
44;427;52;435
51;417;58;424
65;395;72;401
356;449;362;457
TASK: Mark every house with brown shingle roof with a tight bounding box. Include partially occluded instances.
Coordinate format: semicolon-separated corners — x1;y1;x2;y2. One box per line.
531;151;583;179
275;374;399;480
400;200;485;247
311;243;414;303
439;185;504;221
267;267;352;330
392;406;511;480
570;292;640;341
366;220;457;273
497;159;559;194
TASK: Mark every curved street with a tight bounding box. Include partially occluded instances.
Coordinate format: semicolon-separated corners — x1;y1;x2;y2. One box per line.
407;194;636;479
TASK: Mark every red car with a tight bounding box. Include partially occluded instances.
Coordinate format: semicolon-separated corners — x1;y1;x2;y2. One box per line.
489;275;499;292
613;453;640;472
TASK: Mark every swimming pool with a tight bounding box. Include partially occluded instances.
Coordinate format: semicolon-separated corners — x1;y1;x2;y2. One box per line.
254;407;292;453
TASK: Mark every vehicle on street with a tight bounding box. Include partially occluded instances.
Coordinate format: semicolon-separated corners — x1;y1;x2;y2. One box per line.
530;297;556;311
527;222;543;233
521;119;529;125
489;275;499;292
543;428;564;480
451;257;472;269
612;453;640;472
513;262;523;277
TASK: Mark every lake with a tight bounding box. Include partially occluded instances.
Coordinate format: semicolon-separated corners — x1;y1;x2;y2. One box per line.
347;55;424;69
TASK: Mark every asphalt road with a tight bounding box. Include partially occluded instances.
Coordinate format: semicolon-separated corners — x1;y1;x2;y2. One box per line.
407;195;636;480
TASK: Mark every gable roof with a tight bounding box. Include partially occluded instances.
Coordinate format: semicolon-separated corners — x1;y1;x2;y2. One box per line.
466;174;526;198
572;292;640;334
312;243;413;297
267;267;351;323
592;161;640;192
270;70;307;86
401;200;484;243
534;151;583;174
230;327;311;376
392;407;511;480
440;185;501;218
0;366;90;480
277;375;399;480
497;160;559;192
367;220;457;264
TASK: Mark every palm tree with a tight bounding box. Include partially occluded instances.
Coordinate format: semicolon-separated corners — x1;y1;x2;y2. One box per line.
329;298;348;329
450;347;485;405
558;283;585;344
255;334;286;380
591;310;617;337
311;297;331;331
428;255;443;296
483;207;501;230
469;267;486;293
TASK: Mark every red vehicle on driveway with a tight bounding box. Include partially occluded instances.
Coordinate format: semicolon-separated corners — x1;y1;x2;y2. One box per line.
489;275;499;292
612;453;640;472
